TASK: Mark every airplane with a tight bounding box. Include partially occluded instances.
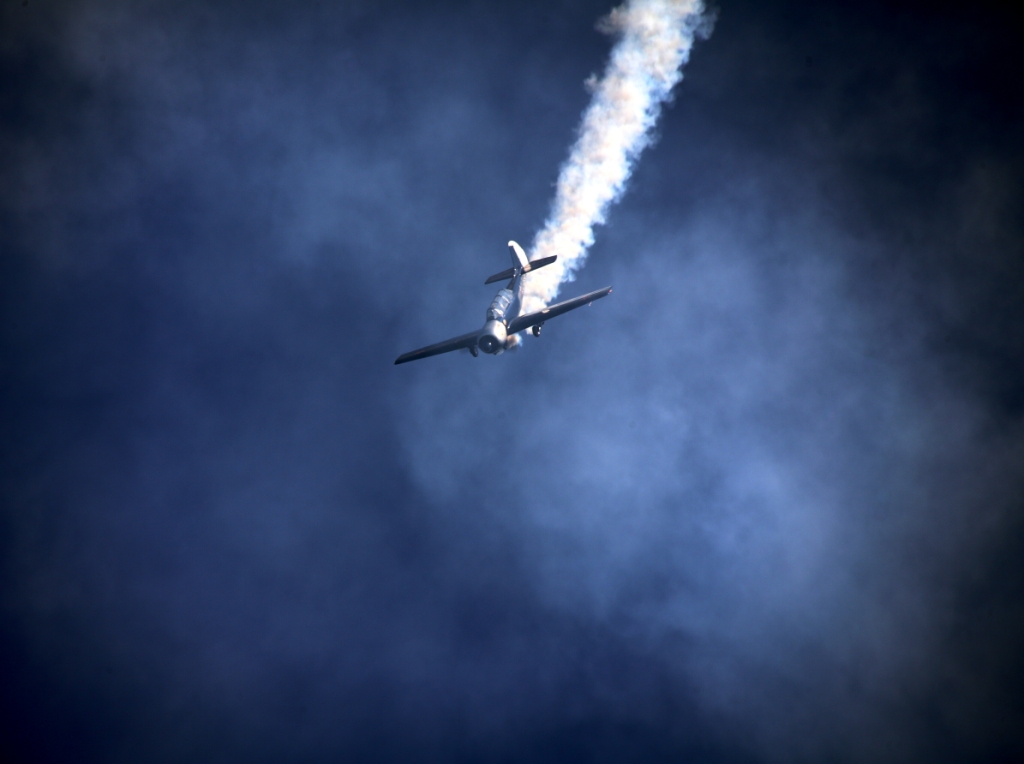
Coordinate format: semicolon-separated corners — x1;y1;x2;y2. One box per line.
394;240;612;365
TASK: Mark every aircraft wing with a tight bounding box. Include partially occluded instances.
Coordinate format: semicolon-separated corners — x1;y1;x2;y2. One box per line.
394;329;481;365
506;286;612;334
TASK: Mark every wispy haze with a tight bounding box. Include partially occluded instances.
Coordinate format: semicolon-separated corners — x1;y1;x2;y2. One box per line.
1;2;1022;763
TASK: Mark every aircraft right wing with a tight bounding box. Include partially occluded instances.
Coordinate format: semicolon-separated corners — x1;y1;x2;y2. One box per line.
506;286;612;334
394;329;481;365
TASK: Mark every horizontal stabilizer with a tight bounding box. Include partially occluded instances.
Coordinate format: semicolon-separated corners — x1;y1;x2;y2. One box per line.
484;266;517;285
484;254;559;285
523;255;557;272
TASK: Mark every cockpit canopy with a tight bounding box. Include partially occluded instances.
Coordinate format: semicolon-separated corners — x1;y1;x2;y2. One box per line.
486;288;514;322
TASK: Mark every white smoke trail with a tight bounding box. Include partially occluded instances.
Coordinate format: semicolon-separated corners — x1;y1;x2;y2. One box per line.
520;0;712;317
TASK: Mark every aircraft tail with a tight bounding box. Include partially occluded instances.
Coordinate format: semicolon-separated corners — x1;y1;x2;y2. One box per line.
484;241;558;285
509;240;529;269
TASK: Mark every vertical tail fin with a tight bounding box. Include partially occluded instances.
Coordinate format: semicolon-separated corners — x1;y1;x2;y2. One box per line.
509;241;529;269
484;241;559;285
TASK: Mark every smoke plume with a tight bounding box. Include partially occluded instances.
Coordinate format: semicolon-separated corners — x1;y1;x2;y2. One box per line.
520;0;712;316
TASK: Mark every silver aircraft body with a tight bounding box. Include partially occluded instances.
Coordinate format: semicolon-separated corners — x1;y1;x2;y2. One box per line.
394;241;612;365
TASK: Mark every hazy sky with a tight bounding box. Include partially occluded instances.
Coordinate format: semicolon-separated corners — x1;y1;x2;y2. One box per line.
2;1;1022;762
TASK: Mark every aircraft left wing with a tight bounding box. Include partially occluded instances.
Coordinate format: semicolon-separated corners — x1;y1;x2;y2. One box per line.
394;329;481;365
506;286;612;334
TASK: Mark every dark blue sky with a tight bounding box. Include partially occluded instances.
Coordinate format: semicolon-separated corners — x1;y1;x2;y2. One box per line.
2;1;1022;762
